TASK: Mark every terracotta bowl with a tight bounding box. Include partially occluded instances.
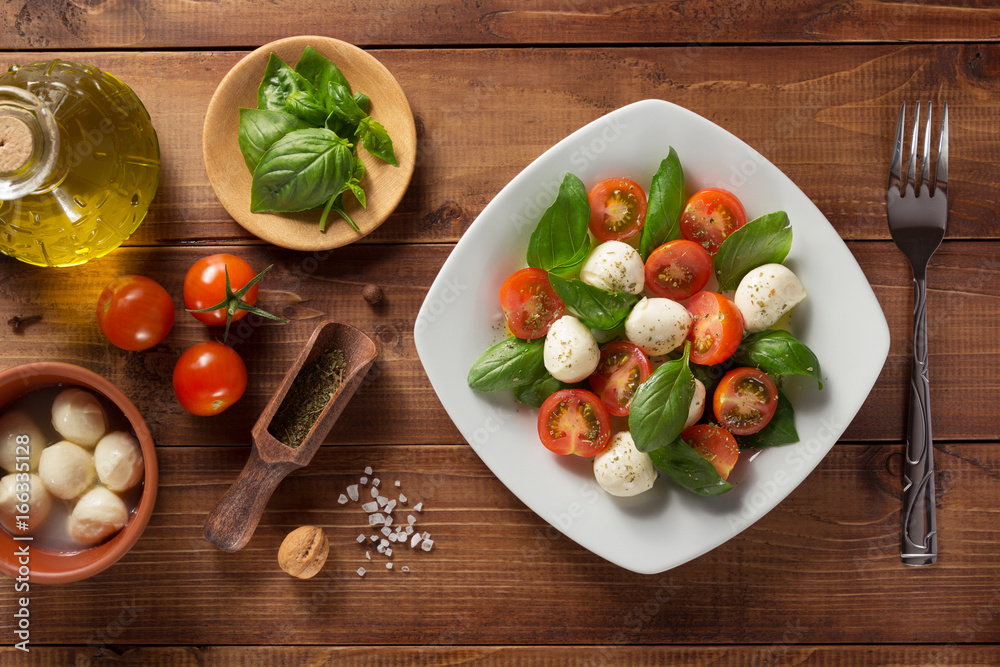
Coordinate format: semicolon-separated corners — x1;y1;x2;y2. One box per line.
0;362;158;584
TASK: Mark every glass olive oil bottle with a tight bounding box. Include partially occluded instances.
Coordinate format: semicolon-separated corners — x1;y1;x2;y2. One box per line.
0;60;159;267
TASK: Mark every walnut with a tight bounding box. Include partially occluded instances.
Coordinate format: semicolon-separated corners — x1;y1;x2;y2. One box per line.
277;526;329;579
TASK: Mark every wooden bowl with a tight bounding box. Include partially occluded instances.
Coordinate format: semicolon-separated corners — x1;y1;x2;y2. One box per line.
202;35;416;250
0;362;158;584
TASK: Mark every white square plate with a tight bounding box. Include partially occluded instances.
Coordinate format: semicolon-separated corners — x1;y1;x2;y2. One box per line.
414;99;890;574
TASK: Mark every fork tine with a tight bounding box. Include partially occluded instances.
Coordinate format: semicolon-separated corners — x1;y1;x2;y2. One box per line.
906;101;919;190
935;102;949;196
888;102;905;190
920;101;932;192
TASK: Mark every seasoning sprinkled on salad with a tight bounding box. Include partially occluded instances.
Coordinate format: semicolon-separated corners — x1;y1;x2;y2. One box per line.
467;147;823;499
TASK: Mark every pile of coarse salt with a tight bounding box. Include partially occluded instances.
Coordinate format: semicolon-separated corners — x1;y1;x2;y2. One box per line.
339;466;434;575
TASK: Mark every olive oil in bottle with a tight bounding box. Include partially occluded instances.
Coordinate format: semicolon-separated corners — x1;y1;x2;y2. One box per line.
0;59;160;267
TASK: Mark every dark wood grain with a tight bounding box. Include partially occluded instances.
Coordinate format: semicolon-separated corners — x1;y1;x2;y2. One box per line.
1;442;999;646
3;644;1000;665
1;1;999;49
1;45;997;245
1;241;998;446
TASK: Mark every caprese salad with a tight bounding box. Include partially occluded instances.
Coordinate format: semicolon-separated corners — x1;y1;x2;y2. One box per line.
468;148;822;498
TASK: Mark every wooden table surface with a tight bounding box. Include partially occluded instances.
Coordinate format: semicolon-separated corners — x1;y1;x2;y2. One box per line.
2;2;1000;665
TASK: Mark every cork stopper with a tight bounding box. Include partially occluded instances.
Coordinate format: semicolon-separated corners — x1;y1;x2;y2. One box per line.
0;116;33;173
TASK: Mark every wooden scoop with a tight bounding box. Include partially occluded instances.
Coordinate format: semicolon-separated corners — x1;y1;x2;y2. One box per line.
204;320;378;552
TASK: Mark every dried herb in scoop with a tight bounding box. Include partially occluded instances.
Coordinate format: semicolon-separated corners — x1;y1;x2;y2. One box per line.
269;350;346;448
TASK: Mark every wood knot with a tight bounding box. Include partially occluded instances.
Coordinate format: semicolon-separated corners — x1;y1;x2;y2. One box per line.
421;201;464;232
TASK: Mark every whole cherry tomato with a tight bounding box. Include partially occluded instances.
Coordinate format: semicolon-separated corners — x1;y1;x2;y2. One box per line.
183;254;285;344
172;341;247;416
96;275;175;351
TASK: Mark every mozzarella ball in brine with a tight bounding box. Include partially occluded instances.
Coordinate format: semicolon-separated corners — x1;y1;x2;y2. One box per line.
38;441;96;500
0;473;52;535
51;388;107;448
734;263;807;333
544;315;600;383
593;432;657;497
625;297;692;356
94;431;144;492
68;486;128;546
580;241;645;295
0;409;45;474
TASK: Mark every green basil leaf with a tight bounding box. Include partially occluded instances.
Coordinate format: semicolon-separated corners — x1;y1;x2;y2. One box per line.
714;211;793;291
628;343;694;453
638;148;685;260
513;373;571;408
250;128;353;213
735;390;798;448
237;108;311;172
547;274;638;331
468;337;547;392
357;117;398;166
526;172;591;275
649;437;734;496
734;329;822;389
258;53;316;111
327;82;366;125
353;92;371;114
284;91;329;126
294;46;351;102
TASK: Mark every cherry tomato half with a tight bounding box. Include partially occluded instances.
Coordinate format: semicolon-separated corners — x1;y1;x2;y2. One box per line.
96;275;175;351
172;341;248;416
713;367;779;436
537;389;611;457
499;267;565;340
681;424;739;481
644;239;713;300
588;341;652;417
686;291;744;366
184;254;261;327
587;177;648;242
679;188;748;256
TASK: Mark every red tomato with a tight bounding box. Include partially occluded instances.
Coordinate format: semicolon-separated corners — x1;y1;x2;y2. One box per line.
713;368;779;436
681;424;739;480
537;389;611;457
587;177;648;242
679;188;748;256
184;254;261;326
686;291;744;366
172;342;248;416
96;275;175;351
644;239;713;300
499;267;565;339
588;341;652;416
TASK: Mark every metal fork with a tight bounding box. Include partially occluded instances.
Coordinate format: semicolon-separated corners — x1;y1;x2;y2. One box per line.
887;101;949;566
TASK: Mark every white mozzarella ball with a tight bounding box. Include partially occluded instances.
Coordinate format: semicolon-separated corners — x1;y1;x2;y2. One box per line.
580;241;645;295
684;379;707;430
51;388;108;448
0;409;45;473
0;473;52;535
734;263;807;333
593;432;657;497
68;486;128;546
94;431;145;492
543;315;600;383
38;441;96;500
624;297;693;356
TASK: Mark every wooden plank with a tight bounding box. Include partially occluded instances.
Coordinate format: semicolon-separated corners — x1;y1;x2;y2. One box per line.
0;45;996;245
1;442;999;646
0;240;998;445
4;644;1000;666
2;1;999;49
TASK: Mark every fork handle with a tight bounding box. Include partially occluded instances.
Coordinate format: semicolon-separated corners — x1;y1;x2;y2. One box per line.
901;274;938;566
